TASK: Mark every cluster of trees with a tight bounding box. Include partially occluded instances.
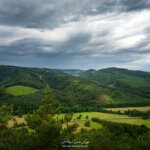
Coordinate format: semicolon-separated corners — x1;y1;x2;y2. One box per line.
0;91;43;115
59;100;150;114
0;87;12;100
124;110;150;119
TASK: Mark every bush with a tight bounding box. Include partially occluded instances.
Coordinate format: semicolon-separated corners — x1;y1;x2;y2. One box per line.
142;116;150;120
85;115;89;119
84;121;90;127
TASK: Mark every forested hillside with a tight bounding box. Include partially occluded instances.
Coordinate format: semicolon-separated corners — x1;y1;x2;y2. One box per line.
71;67;150;98
0;65;150;114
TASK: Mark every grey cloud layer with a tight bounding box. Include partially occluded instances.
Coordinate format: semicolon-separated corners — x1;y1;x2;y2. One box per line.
0;0;150;28
0;0;150;70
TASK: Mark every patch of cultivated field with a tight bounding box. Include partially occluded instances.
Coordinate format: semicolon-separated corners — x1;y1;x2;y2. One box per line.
6;85;38;96
62;120;102;132
58;112;150;128
105;106;150;112
9;112;150;129
8;115;102;131
8;116;26;128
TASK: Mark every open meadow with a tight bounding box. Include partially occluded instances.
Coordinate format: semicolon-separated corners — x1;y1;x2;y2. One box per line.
6;85;38;96
63;112;150;128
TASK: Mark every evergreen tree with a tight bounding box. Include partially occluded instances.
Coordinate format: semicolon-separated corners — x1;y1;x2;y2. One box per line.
26;85;62;150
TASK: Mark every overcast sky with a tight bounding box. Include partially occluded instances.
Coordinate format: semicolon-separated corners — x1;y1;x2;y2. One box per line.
0;0;150;71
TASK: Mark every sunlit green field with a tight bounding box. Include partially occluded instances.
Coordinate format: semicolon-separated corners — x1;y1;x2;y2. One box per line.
9;112;150;130
58;112;150;128
62;119;102;132
105;106;150;112
6;85;38;96
8;114;102;131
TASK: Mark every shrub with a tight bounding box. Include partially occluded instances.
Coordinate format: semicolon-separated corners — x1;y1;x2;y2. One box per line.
84;121;90;127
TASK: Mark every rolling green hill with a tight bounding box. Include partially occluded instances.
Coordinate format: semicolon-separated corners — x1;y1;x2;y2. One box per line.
0;65;150;114
0;65;103;103
80;67;150;98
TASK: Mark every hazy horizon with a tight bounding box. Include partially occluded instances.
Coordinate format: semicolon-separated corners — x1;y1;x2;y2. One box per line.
0;64;150;72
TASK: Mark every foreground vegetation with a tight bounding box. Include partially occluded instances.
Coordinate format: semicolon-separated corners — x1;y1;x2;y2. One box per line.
8;111;150;129
0;85;150;150
58;112;150;128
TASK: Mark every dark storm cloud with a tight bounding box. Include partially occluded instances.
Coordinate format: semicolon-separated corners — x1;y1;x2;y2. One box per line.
58;32;92;53
0;38;53;57
0;0;150;70
120;0;150;11
0;31;92;58
0;0;150;28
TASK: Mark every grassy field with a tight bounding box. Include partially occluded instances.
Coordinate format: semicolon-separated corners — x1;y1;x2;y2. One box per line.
8;115;102;131
9;112;150;130
62;120;102;132
104;106;150;112
6;85;38;96
58;112;150;128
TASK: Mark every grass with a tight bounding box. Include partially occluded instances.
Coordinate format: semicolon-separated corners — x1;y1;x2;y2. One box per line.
62;120;102;132
58;112;150;128
6;85;38;96
76;120;102;132
8;112;150;130
8;115;102;132
105;106;150;112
